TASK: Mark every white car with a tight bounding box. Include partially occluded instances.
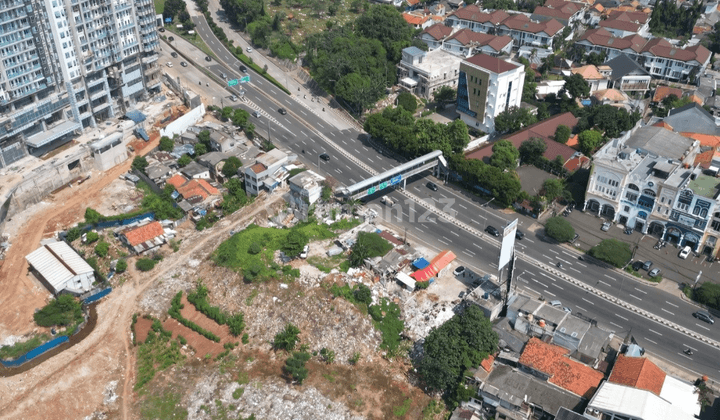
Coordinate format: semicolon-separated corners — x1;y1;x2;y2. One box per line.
601;221;611;232
166;62;173;68
300;245;309;259
678;246;692;259
246;47;252;53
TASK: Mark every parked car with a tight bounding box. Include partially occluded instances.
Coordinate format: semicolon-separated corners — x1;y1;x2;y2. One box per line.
516;230;525;240
278;107;287;115
642;260;653;271
458;291;465;299
426;181;438;191
300;245;309;259
221;72;227;79
171;52;178;58
549;300;562;308
205;56;212;61
624;226;634;235
453;266;465;276
679;246;692;259
632;261;644;271
601;221;611;232
562;307;572;313
246;47;253;52
694;311;714;324
229;95;237;102
166;62;173;68
648;268;661;277
485;226;500;237
180;61;187;67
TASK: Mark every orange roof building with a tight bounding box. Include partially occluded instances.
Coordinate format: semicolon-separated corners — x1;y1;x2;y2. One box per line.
652;86;683;103
120;221;167;253
519;338;604;399
166;174;219;203
608;355;666;395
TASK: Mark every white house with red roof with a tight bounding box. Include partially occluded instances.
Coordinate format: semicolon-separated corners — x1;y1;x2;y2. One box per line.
397;46;465;99
456;54;525;133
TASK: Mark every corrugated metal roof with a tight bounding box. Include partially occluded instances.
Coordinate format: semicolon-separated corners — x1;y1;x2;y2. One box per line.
25;241;94;291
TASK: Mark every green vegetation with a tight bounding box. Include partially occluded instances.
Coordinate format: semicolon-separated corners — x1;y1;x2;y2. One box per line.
178;154;192;167
34;295;83;327
545;217;575;242
433;86;457;109
554;125;571;144
283;229;309;258
369;298;405;357
393;398;412;417
132;156;149;173
283;351;311;384
212;223;334;282
232;387;245;399
135;318;185;389
416;305;497;409
349;351;361;365
319;347;336;364
136;258;158;272
66;227;82;242
305;5;415;114
0;334;50;360
168;291;221;342
563;73;590;99
577;130;603;156
653;94;694;118
422;400;446;420
396;92;417;113
489;140;519;171
493;106;537;134
575;105;641;141
518;138;547;166
242;333;249;344
222;178;252;216
349;232;393;267
137;182;185;220
159;136;174;152
139;391;188;420
195;213;219;231
85;231;99;243
448;153;522;207
589;239;632;268
693;282;720;311
365;105;469;159
94;241;110;257
221;156;243;179
649;0;702;39
186;282;245;336
329;217;361;231
272;323;301;351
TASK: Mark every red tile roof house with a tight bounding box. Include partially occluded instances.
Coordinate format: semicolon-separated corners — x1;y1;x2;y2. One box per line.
119;220;167;254
518;337;605;399
166;174;220;205
465;112;586;171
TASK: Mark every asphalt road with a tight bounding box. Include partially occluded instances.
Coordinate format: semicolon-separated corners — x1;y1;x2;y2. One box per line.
189;16;720;380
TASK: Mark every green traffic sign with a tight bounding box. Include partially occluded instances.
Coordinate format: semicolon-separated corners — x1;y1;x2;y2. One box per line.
239;76;251;84
228;79;238;86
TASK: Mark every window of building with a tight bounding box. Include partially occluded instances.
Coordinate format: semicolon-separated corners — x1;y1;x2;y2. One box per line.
624;206;630;212
712;220;720;231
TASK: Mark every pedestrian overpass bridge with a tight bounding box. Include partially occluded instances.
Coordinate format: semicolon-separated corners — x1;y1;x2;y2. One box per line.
337;150;447;201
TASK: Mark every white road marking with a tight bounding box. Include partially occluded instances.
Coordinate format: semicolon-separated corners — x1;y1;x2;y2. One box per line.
604;274;616;281
629;294;642;301
415;227;424;233
299;110;307;116
645;338;658;345
649;329;662;336
598;280;611;287
684;344;697;351
459;204;468;209
582;298;595;305
525;238;535;243
270;89;278;95
634;287;647;294
477;215;487;220
678;352;693;360
438;238;449;245
561;251;574;257
443;236;452;242
696;323;711;331
549;249;559;254
473;243;482;249
576;262;587;267
462;250;474;257
368;158;374;163
665;301;679;308
551;283;564;290
616;314;628;321
534;280;549;289
342;140;347;145
539;272;556;281
334;168;342;174
317;122;325;128
450;231;460;237
661;308;674;315
464;249;476;256
544;289;556;296
543;254;553;260
526;286;540;296
557;257;572;265
569;267;581;274
610;322;624;329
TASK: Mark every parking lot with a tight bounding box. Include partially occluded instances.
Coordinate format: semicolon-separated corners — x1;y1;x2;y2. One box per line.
565;208;718;285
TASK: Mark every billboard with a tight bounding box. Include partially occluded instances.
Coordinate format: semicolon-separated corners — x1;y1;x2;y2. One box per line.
498;218;518;270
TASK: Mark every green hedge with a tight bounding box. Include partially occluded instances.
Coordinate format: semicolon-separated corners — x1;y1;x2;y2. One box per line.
168;292;221;342
187;282;245;336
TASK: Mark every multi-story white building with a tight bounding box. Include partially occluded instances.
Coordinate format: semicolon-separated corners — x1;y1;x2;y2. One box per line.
456;53;524;133
584;125;720;256
243;148;289;196
0;0;160;167
576;28;711;82
397;46;464;99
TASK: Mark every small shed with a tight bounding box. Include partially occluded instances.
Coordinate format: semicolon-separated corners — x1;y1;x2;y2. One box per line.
25;240;95;294
396;272;417;290
119;221;166;254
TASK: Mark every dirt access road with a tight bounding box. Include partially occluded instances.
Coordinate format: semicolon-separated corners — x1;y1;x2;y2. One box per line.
0;184;283;420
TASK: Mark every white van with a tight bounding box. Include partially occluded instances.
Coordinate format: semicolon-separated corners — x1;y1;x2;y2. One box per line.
678;246;692;259
380;196;395;206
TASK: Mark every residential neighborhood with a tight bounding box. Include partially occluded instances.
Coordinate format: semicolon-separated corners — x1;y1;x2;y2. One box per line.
1;0;720;418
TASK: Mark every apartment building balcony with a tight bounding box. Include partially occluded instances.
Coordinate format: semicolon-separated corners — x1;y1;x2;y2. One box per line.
0;32;32;48
118;22;135;30
87;75;106;88
0;24;28;37
114;2;132;12
619;82;650;91
0;10;28;24
6;63;41;80
122;41;138;51
143;40;159;52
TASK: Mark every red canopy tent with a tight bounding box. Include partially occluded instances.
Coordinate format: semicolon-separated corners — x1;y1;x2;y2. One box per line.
410;250;456;281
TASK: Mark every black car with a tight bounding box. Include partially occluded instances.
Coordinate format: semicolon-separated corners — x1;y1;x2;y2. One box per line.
485;226;500;237
159;27;165;32
319;153;330;162
171;52;178;58
427;182;438;191
278;108;287;115
204;56;212;62
694;311;714;324
180;61;187;67
239;65;247;73
632;261;644;271
515;230;525;240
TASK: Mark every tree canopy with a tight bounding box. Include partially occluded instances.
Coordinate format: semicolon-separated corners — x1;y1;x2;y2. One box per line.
563;73;590;99
577;129;603;155
649;0;702;39
542;178;565;202
273;323;301;351
494;106;537;134
589;239;632;268
416;305;498;398
695;282;720;311
159;136;174;152
545;216;575;242
575;104;641;139
518;138;546;165
396;91;417;113
282;229;308;257
449;153;522;207
221;156;242;179
489;140;519;170
433;86;457;105
350;232;393;267
132;156;149;173
34;295;83;327
554;125;571;144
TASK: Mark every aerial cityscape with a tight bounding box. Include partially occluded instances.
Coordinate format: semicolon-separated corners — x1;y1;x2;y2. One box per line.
1;0;719;418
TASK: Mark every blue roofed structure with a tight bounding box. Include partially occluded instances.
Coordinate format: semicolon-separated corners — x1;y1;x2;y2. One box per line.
135;128;149;141
125;110;147;124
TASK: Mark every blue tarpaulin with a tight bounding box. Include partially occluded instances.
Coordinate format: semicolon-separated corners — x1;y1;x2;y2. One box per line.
0;336;69;367
84;287;112;304
412;258;430;269
135;127;149;141
125;110;146;123
164;17;172;23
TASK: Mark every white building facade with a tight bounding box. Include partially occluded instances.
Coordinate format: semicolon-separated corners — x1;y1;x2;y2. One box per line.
397;47;464;99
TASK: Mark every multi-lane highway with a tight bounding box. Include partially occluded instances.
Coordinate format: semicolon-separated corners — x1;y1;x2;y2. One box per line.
185;16;720;380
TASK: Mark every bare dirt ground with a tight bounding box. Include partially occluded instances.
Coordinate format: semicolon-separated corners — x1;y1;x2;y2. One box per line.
0;167;284;420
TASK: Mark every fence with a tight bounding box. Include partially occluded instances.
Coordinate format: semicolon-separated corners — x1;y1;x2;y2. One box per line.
83;287;112;304
84;211;156;231
0;336;69;367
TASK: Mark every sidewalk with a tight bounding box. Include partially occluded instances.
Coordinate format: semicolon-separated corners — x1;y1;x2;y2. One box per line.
183;0;360;132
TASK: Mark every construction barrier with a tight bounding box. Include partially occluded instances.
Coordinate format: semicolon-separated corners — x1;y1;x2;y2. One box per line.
83;287;112;304
0;336;69;367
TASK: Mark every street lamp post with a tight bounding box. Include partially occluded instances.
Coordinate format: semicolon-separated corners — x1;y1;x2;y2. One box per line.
266;117;271;142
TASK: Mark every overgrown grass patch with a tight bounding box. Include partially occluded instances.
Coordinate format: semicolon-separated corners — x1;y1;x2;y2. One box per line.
0;334;50;360
139;390;187;420
135;318;185;389
329;217;361;231
213;222;335;282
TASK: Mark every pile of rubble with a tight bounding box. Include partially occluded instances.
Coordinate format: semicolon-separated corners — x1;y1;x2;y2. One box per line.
137;261;197;316
187;375;365;420
402;292;458;341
